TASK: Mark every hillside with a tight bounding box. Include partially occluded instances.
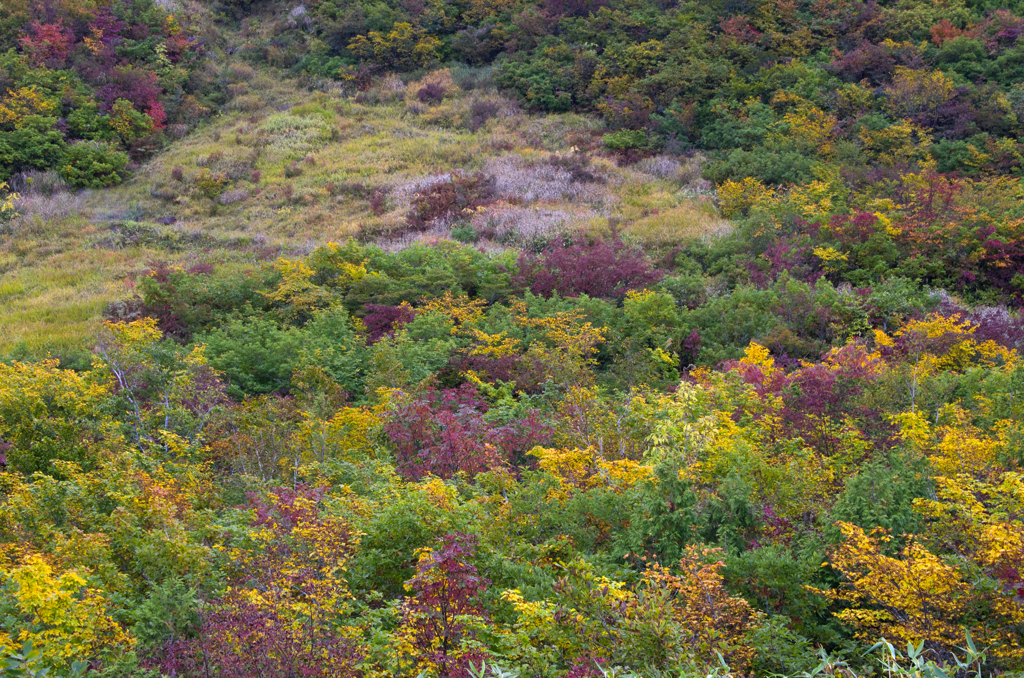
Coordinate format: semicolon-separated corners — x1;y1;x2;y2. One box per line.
1;70;723;356
1;0;1024;676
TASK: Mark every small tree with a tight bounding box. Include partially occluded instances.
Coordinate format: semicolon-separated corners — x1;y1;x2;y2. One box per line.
399;534;491;678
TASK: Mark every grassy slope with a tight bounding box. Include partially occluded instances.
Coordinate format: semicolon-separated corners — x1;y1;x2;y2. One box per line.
0;64;728;356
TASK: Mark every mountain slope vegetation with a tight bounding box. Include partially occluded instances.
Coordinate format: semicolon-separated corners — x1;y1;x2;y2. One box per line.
0;0;1023;675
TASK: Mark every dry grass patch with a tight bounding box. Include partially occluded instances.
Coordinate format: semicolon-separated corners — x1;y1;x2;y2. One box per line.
624;202;732;247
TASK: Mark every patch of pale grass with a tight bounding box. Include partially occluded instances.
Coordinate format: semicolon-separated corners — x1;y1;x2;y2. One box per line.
505;112;605;152
485;154;604;203
631;154;713;193
623;201;733;247
13;192;88;221
218;188;250;205
634;155;683;180
470;202;594;246
390;173;454;208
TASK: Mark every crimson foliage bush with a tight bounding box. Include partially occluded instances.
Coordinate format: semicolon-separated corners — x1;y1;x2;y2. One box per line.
363;303;416;343
148;486;362;678
515;237;663;300
403;533;490;678
385;384;550;480
407;172;496;230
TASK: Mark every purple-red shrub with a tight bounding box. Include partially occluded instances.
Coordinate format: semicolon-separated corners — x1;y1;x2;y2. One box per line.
931;295;1024;349
363;303;416;343
19;21;74;68
748;234;822;288
564;657;609;678
403;533;490;678
965;9;1024;54
452;352;521;385
515;237;663;300
385;384;551;480
151;599;363;678
722;352;792;399
96;67;162;112
90;4;129;44
829;211;881;249
977;228;1024;307
417;82;445;103
780;343;885;455
756;502;794;548
827;40;924;85
245;483;327;530
80;5;128;67
679;329;702;368
407;172;496;230
726;342;887;454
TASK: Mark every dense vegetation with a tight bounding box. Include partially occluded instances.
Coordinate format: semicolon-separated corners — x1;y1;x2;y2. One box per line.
2;0;1024;675
1;237;1022;677
0;0;219;187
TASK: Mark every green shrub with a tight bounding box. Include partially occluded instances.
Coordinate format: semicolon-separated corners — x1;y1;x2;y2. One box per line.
867;277;936;331
828;452;931;553
745;616;822;676
495;54;575;112
602;129;650;151
299;307;369;397
362;314;457;395
451;223;479;243
0;116;67;180
65;102;116;142
59;142;129;188
726;546;834;645
703;148;818;185
198;314;306;398
346;479;473;597
683;286;781;365
131;578;200;650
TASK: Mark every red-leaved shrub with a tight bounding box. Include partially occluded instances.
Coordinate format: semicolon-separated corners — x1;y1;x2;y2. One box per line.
515;237;663;300
363;303;416;343
148;486;363;678
407;172;496;230
417;82;446;103
402;533;490;678
19;21;74;68
385;384;551;480
96;67;162;112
